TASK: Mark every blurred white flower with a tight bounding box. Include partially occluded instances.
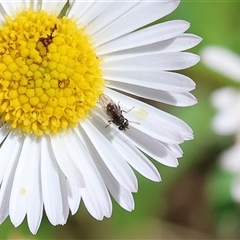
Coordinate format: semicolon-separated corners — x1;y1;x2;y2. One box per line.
220;140;240;202
202;45;240;202
201;46;240;82
211;87;240;135
0;0;201;234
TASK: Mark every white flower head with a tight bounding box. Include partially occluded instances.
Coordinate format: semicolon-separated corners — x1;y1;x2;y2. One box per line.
201;46;240;82
202;46;240;135
202;46;240;203
219;140;240;202
0;0;201;234
211;87;240;135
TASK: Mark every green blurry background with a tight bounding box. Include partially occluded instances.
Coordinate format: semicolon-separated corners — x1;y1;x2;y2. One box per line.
2;1;240;239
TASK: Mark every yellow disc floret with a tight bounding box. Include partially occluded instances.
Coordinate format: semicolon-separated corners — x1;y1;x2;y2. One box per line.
0;10;103;136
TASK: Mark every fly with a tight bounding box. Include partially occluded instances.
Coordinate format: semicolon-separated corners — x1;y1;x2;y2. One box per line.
98;94;137;131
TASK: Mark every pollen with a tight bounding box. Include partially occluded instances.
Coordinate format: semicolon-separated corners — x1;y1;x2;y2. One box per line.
0;10;103;136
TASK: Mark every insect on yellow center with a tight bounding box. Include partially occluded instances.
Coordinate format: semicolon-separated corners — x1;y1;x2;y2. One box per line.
0;9;103;136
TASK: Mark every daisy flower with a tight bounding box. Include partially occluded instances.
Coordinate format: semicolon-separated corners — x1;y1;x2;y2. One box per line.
201;46;240;202
0;0;201;234
202;46;240;135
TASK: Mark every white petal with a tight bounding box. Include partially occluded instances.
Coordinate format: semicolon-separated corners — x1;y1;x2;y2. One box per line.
28;0;41;11
50;133;86;188
85;2;138;37
102;33;202;57
99;172;135;212
67;180;81;215
0;1;26;17
104;70;196;93
77;1;113;29
201;46;240;82
0;4;8;24
41;136;63;225
93;0;180;46
156;33;202;53
81;119;138;192
111;137;161;180
16;0;41;10
105;179;134;212
0;124;10;145
163;143;183;159
10;136;34;227
107;82;197;107
63;129;112;220
41;0;66;15
67;1;95;26
0;132;22;224
0;129;16;184
27;139;43;235
102;52;200;71
58;174;69;225
96;20;190;55
123;127;179;168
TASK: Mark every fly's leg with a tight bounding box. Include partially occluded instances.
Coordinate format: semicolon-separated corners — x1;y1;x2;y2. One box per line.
122;106;135;113
105;120;113;128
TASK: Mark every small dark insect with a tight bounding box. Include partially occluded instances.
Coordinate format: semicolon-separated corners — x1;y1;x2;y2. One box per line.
39;24;57;50
99;94;135;131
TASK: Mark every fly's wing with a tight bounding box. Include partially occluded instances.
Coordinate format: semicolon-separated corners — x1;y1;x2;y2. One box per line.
98;94;116;117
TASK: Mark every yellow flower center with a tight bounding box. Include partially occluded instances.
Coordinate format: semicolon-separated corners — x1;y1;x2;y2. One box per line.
0;9;103;136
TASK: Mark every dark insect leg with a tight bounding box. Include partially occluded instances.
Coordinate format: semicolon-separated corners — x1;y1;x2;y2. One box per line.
122;106;135;113
105;120;113;128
